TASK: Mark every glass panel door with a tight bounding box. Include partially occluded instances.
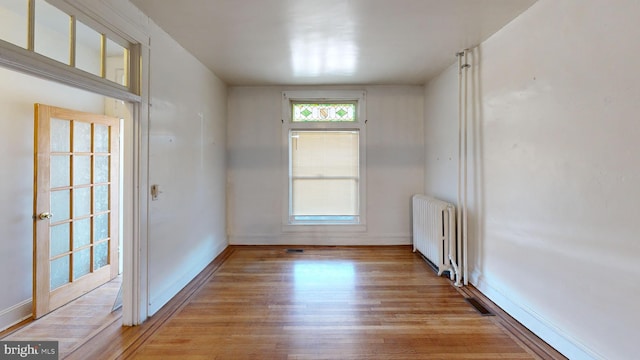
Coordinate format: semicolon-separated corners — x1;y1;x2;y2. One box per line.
34;103;120;318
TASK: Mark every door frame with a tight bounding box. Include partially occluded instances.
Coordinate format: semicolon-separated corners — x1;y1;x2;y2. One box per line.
0;1;151;325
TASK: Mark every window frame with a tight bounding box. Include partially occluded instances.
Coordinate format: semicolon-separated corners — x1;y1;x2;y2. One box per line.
281;90;367;232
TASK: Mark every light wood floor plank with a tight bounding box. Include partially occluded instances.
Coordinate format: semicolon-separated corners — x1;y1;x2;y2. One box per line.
5;246;567;359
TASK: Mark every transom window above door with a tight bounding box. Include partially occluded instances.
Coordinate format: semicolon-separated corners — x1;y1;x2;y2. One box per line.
0;0;136;91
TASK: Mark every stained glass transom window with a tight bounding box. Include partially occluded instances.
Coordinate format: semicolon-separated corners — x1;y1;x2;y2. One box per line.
292;103;356;122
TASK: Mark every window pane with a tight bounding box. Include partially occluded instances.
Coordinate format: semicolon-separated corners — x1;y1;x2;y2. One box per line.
292;103;356;122
292;179;358;216
0;0;28;48
291;131;359;177
290;131;359;218
106;38;128;86
75;20;102;77
34;0;71;65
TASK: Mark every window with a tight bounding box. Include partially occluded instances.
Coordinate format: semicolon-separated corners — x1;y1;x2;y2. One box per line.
282;91;366;229
0;0;134;91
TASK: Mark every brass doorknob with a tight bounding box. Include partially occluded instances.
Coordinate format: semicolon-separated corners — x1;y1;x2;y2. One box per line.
39;212;53;220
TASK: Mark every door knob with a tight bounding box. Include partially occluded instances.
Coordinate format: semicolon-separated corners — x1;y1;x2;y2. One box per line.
39;212;53;220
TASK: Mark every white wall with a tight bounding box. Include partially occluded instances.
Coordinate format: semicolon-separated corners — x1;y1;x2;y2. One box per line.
227;86;424;245
0;2;118;330
146;21;228;315
424;1;640;359
0;0;229;326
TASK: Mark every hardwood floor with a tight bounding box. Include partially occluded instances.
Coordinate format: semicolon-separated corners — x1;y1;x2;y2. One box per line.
12;246;566;359
1;275;122;357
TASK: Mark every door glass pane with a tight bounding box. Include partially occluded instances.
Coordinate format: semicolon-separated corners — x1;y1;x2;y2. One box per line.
50;255;70;290
75;20;102;77
94;241;108;270
95;156;109;183
0;0;28;48
94;213;108;241
106;38;128;86
50;223;70;257
73;155;91;185
94;185;109;213
50;190;70;222
73;187;91;217
73;218;90;249
73;122;92;152
73;248;91;279
50;155;70;188
94;125;109;152
50;118;70;152
34;0;71;65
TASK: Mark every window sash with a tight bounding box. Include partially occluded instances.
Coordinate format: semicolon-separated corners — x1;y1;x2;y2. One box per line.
289;130;360;224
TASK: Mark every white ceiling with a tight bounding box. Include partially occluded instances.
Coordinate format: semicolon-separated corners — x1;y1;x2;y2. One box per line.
130;0;536;86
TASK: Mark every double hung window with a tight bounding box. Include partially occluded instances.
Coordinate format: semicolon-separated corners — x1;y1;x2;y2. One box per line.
282;91;366;228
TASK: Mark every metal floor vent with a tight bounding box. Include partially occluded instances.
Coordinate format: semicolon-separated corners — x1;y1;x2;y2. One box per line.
286;249;304;253
465;297;494;316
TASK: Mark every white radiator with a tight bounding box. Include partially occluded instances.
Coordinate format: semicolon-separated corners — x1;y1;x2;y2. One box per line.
412;195;458;281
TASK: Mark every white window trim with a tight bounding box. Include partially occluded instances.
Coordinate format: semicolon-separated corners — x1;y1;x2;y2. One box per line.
281;90;367;233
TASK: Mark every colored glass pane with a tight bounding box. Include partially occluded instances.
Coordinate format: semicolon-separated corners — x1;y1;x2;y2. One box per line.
292;103;356;122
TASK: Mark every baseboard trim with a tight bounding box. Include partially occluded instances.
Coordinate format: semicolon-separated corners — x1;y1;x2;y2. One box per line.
229;234;411;246
0;299;32;333
148;241;228;315
470;273;604;360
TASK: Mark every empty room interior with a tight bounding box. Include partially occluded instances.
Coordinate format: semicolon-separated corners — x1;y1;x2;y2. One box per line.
0;0;638;359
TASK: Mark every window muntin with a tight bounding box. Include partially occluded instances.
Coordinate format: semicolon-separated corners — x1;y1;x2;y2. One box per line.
292;102;356;122
290;130;359;224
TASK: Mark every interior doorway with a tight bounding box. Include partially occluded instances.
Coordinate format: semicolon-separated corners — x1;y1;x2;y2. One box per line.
0;64;133;328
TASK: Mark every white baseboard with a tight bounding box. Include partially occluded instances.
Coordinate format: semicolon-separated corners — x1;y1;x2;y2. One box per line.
148;241;228;315
0;299;32;332
229;233;411;246
470;271;604;360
